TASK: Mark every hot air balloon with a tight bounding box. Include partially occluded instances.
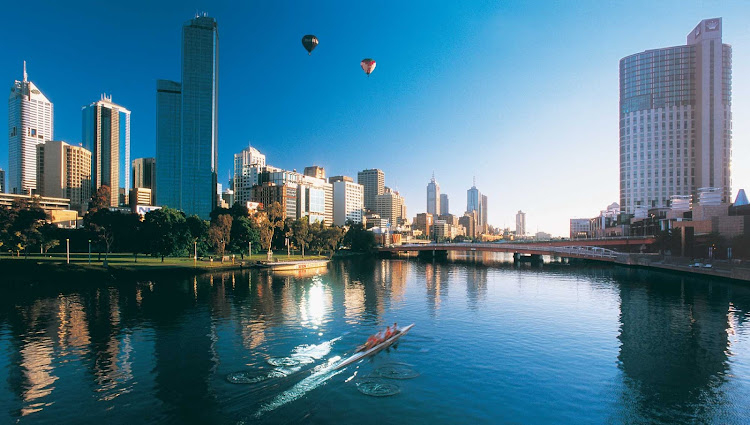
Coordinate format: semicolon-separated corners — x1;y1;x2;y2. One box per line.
361;58;376;76
302;35;318;55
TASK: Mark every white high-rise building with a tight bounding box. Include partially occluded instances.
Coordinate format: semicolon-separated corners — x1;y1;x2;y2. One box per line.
426;173;440;215
516;210;526;236
620;18;732;213
233;145;266;204
8;62;53;195
331;176;364;226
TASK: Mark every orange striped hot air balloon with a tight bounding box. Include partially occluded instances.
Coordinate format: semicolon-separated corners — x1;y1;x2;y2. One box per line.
360;58;376;76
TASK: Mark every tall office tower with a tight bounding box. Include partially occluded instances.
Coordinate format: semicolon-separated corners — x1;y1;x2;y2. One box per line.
481;194;488;230
233;145;266;204
375;187;405;227
155;79;181;208
304;165;325;180
516;210;526;236
426;173;440;215
0;169;4;193
36;140;92;213
619;18;732;214
440;193;449;215
8;62;53;195
467;180;481;215
82;94;131;207
180;14;219;219
358;168;384;212
331;176;364;226
132;157;156;204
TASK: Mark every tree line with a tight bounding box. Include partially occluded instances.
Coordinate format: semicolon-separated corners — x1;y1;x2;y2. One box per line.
0;185;378;261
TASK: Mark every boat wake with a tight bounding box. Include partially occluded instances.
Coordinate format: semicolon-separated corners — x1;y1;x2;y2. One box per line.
252;356;344;418
227;337;341;384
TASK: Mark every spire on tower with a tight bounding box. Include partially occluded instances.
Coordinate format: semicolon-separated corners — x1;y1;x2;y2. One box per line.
473;176;476;187
23;61;27;82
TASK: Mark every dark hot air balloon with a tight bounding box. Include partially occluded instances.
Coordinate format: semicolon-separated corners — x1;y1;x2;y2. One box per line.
360;58;376;76
302;35;319;55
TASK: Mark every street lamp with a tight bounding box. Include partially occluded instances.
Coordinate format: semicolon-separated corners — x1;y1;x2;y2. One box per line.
88;239;91;264
248;241;252;258
66;238;70;264
194;240;197;267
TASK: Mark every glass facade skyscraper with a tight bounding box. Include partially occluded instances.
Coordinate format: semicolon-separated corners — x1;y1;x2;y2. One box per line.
426;173;440;215
619;18;732;214
155;79;181;209
180;15;219;219
82;94;130;207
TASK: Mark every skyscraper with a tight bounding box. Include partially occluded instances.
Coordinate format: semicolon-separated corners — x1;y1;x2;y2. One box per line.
619;18;732;214
8;62;53;195
440;193;449;215
36;140;91;213
358;168;384;212
82;94;131;207
180;14;219;219
331;176;364;226
481;194;488;230
132;157;156;204
233;145;266;204
376;187;406;227
467;180;480;214
516;210;526;236
426;173;440;215
155;79;181;208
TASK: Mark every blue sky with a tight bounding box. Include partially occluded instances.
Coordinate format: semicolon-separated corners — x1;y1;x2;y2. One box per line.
1;0;748;236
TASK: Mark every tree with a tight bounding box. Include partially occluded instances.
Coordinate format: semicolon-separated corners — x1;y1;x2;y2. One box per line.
290;217;312;258
186;215;211;257
228;215;260;258
88;185;111;214
343;222;376;252
320;226;344;257
5;200;47;257
86;209;117;263
208;214;232;260
255;202;285;259
143;207;192;261
39;224;60;255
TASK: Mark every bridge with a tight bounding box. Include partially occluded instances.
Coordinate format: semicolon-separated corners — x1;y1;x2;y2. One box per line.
377;237;657;263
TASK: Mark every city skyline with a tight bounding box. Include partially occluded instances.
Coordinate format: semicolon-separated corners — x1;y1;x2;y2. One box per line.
1;2;749;235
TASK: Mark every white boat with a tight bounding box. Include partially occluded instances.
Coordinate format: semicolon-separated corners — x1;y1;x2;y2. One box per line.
333;324;414;370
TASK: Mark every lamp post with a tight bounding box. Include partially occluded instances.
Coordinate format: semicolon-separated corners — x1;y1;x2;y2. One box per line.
248;241;252;258
66;239;70;264
194;240;197;267
88;239;91;264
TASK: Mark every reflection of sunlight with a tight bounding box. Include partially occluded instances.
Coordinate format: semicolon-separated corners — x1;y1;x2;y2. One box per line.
300;278;331;328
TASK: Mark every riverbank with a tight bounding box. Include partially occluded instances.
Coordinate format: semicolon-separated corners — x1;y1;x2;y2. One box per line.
617;254;750;282
0;252;329;283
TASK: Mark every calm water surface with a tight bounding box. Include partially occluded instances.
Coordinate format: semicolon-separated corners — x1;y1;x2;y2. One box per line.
1;255;750;424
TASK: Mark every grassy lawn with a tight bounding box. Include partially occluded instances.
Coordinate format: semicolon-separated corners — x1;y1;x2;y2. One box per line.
0;251;328;270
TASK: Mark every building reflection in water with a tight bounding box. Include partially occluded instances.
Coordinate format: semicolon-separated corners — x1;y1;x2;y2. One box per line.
616;272;738;423
465;266;488;310
19;337;57;416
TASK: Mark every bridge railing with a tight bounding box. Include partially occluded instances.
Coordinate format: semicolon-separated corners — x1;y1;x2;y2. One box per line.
382;243;621;260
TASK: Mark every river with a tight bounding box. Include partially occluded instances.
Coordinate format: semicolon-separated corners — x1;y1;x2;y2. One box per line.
0;254;749;424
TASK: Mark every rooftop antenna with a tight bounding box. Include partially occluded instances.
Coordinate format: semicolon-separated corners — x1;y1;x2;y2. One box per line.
23;61;27;82
473;176;476;187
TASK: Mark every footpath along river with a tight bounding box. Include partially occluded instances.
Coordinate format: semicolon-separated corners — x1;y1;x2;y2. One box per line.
0;254;749;424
